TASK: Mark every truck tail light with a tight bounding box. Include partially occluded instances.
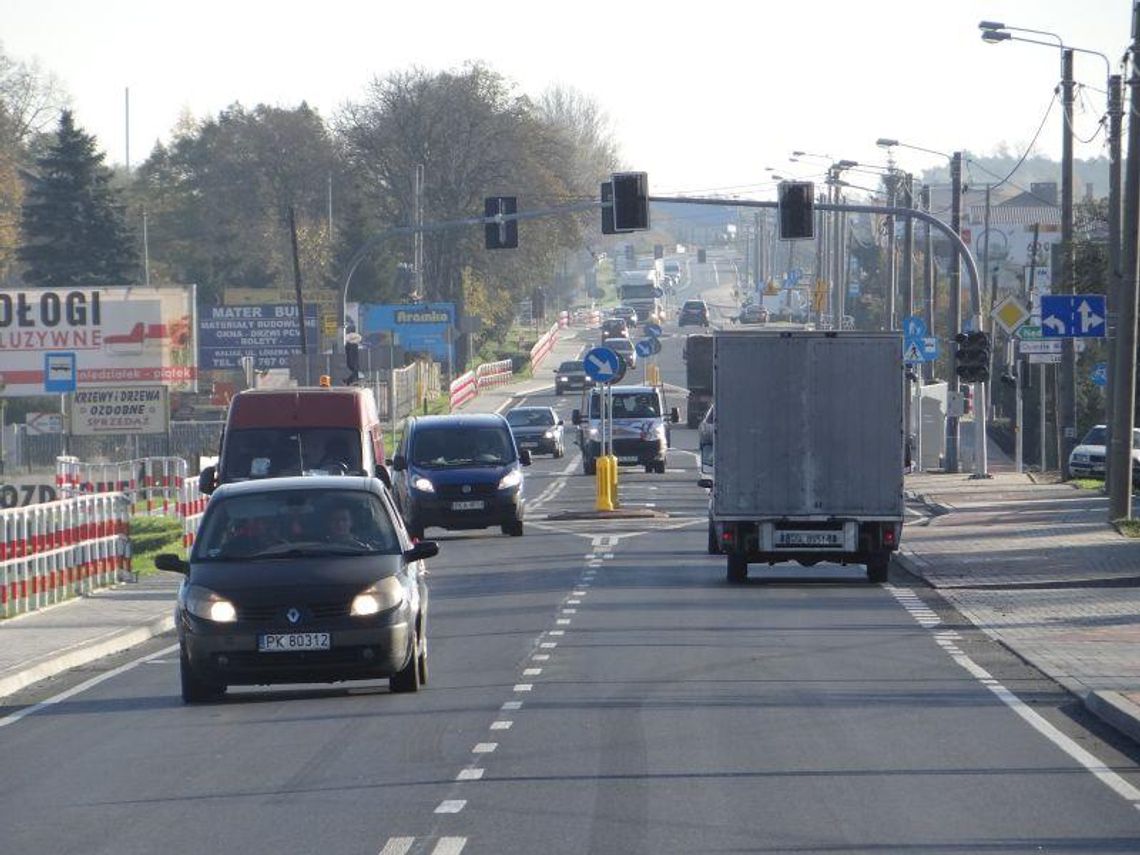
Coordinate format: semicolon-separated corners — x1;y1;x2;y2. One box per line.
883;527;896;547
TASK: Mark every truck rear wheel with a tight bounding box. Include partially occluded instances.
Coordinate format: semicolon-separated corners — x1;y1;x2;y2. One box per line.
867;554;890;583
727;554;748;583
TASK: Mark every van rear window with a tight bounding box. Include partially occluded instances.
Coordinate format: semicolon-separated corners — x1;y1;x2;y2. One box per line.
221;428;362;480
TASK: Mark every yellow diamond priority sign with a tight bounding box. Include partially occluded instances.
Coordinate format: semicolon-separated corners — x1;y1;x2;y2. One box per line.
992;295;1030;335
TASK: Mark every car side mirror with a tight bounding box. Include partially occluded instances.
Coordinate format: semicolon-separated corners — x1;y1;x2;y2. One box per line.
197;466;217;495
155;553;190;574
374;463;392;488
404;540;439;561
391;454;407;471
697;477;714;489
519;449;532;466
572;409;581;425
670;407;680;423
557;419;564;426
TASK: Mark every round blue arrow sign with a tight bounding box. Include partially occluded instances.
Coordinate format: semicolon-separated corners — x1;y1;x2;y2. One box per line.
635;339;655;358
644;322;663;338
583;346;624;383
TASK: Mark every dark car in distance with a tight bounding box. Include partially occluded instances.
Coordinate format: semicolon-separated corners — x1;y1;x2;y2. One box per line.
505;406;565;457
389;414;531;539
678;299;710;327
554;360;593;395
600;317;630;341
738;304;770;324
156;475;436;703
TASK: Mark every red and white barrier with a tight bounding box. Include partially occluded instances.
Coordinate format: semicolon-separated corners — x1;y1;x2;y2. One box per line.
449;370;478;410
476;358;513;390
529;323;560;371
179;477;209;549
0;493;131;618
57;455;187;516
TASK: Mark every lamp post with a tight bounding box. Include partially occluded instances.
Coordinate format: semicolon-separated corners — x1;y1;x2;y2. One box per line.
979;21;1118;482
878;138;972;474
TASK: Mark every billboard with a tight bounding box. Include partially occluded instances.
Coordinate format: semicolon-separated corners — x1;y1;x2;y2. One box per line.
0;286;196;397
198;303;319;370
358;303;455;364
71;386;169;435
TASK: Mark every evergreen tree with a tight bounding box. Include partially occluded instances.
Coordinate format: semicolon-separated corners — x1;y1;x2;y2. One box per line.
18;109;137;288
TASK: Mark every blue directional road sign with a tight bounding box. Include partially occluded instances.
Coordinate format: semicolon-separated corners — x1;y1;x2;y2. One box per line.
44;351;77;393
1092;362;1107;387
1040;294;1107;338
635;339;656;358
644;322;663;338
583;346;624;384
902;315;927;339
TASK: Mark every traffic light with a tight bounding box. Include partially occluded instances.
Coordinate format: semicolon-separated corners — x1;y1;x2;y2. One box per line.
611;171;650;231
484;196;518;249
778;181;815;240
697;248;707;263
601;182;617;235
344;336;361;385
954;331;991;383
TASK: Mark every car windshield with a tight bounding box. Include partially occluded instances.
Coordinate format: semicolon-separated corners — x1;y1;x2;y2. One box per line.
559;361;583;372
1081;427;1108;446
589;392;661;419
411;426;515;467
221;428;362;480
683;301;703;310
194;488;400;561
506;409;554;427
606;339;633;353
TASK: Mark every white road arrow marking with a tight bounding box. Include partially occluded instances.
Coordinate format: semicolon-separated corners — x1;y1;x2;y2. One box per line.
1078;300;1104;333
1043;315;1066;334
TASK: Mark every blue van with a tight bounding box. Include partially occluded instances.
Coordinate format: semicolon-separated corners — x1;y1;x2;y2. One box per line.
389;414;531;539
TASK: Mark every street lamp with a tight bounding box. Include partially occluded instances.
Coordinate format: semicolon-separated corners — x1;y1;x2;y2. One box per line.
978;18;1125;504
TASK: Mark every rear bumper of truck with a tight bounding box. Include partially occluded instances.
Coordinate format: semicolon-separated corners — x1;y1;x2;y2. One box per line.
714;518;902;566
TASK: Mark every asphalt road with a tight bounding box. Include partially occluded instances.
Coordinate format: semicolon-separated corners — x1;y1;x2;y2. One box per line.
4;260;1140;853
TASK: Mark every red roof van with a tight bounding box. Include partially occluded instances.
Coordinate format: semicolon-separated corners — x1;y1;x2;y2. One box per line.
198;386;389;494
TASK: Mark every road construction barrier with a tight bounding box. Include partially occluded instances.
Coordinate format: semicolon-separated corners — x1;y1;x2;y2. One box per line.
0;493;131;618
449;370;479;410
449;358;516;411
529;323;560;371
558;311;569;328
179;477;209;549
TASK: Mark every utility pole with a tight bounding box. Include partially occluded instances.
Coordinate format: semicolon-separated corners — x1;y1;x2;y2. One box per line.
886;170;899;330
753;211;762;289
1059;49;1077;479
1109;6;1140;521
413;164;425;299
902;173;914;321
922;184;934;381
946;151;963;472
1105;72;1124;493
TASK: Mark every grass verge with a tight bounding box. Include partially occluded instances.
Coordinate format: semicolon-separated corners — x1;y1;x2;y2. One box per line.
1114;519;1140;538
1071;478;1106;492
130;514;185;574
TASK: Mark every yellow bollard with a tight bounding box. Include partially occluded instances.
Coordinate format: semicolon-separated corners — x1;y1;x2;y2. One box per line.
595;456;614;511
607;454;619;507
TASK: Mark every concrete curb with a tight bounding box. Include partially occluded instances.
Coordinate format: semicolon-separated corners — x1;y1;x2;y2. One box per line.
0;613;175;700
1082;691;1140;746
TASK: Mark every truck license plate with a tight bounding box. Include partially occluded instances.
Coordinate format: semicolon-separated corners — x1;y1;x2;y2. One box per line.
259;632;331;652
617;456;638;464
452;500;485;511
775;531;842;548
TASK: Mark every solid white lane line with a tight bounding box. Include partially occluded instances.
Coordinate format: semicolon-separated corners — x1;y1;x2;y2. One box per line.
434;800;466;814
473;743;498;753
431;837;468;855
378;837;415;855
456;769;484;781
0;642;178;729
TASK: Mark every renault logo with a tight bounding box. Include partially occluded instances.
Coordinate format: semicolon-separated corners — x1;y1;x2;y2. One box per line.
461;484;472;494
286;607;301;624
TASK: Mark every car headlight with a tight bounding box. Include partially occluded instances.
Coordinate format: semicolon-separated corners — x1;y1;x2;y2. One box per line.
498;468;523;490
351;576;405;616
183;584;237;623
543;429;556;438
412;475;435;493
558;375;569;381
586;426;600;439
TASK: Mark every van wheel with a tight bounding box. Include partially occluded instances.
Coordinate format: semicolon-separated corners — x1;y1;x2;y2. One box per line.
727;555;748;584
502;519;524;537
584;457;596;475
655;460;666;474
867;555;890;584
644;464;654;473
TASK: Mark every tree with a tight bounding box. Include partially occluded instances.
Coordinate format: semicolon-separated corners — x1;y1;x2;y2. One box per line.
18;110;138;288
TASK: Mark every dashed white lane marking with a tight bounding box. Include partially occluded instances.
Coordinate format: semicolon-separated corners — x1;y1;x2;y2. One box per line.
473;743;497;753
573;590;587;596
567;599;582;605
886;585;1140;809
514;683;533;692
432;837;468;855
502;700;523;710
556;618;571;625
549;630;565;636
434;800;466;814
523;668;542;676
456;769;484;781
491;720;513;730
563;608;578;614
379;837;414;855
533;654;550;661
541;642;557;649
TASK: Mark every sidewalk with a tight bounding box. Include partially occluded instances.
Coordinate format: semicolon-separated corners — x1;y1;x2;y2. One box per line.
900;444;1140;743
0;324;594;701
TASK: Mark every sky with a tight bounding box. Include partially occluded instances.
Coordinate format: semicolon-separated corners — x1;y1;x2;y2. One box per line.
0;0;1129;198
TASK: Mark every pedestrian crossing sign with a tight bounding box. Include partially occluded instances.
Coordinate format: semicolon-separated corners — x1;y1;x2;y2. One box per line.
903;340;924;364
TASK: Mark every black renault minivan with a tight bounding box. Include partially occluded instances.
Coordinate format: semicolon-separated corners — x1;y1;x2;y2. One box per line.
390;414;531;539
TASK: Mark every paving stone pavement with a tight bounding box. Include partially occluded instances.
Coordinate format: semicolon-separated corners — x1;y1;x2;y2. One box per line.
901;458;1140;744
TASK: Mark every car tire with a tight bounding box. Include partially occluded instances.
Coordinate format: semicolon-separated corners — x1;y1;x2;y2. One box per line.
556;387;564;396
416;617;429;686
727;554;748;584
867;555;890;584
655;460;666;474
390;631;421;693
584;457;596;476
180;647;225;704
502;518;524;537
644;463;654;474
554;443;564;459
